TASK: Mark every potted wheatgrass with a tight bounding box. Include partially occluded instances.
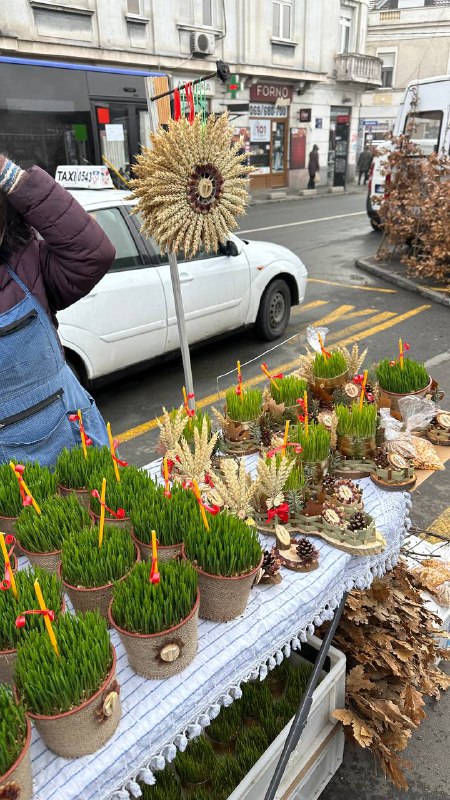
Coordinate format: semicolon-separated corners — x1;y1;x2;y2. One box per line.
109;560;199;679
183;512;263;622
292;422;331;485
335;403;378;459
0;461;57;537
312;350;348;391
266;374;309;424
223;386;263;454
0;686;32;800
55;445;114;507
89;466;156;530
174;736;216;792
0;567;62;686
60;525;138;620
15;611;121;758
15;495;91;574
205;701;242;754
376;340;431;417
130;483;198;562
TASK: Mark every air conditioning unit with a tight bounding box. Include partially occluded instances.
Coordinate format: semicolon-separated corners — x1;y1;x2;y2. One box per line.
190;31;215;56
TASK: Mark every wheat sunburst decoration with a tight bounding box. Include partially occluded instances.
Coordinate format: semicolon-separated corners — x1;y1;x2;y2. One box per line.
130;113;252;259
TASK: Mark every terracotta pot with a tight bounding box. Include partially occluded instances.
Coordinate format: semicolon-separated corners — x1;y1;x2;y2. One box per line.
130;530;182;563
109;591;199;679
0;718;33;800
313;369;349;392
90;510;132;532
337;434;376;459
267;671;289;699
16;541;60;574
26;645;121;758
378;376;432;419
58;545;139;621
205;728;240;755
58;483;91;509
181;776;212;792
183;546;263;622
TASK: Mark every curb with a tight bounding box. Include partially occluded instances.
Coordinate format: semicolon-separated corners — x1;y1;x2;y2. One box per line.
249;187;365;206
355;258;450;308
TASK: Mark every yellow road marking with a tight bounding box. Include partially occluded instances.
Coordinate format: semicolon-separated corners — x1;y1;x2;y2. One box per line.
291;304;374;320
308;278;397;294
327;311;397;344
117;304;430;444
293;300;328;313
307;305;355;327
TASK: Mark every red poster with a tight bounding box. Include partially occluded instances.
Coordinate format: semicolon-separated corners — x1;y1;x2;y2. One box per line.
290;128;306;170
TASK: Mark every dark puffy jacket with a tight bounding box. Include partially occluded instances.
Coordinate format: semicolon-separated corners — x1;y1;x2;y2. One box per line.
0;166;115;325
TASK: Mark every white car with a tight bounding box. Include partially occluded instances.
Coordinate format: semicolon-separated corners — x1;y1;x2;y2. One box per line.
58;190;308;385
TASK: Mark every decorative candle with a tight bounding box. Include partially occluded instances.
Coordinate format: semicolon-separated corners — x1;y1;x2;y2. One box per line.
303;391;309;438
237;360;243;402
107;422;121;483
9;462;41;514
260;363;280;392
282;420;290;457
192;479;209;531
34;579;59;657
163;457;171;498
77;409;88;459
98;478;107;549
399;338;404;369
0;532;18;600
182;386;188;407
359;369;368;411
150;529;160;584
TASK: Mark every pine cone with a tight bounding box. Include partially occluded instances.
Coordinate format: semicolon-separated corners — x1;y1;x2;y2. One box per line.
322;474;336;494
347;511;369;531
262;548;280;577
374;447;389;468
0;784;21;800
260;424;272;449
296;537;319;565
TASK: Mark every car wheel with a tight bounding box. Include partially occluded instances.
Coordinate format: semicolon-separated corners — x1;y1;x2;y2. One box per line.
370;219;382;232
254;279;291;341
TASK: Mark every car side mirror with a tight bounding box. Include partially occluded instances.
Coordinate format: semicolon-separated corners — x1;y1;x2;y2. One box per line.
225;240;239;257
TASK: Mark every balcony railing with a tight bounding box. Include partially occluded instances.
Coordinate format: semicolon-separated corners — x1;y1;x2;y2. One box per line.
335;53;383;87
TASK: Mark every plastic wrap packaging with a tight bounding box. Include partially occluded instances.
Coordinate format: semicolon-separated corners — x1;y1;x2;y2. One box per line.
379;399;444;470
306;325;329;354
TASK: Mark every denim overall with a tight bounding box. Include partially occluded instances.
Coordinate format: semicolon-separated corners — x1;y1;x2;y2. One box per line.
0;263;109;467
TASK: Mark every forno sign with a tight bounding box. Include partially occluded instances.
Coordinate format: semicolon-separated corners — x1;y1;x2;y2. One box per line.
250;83;293;102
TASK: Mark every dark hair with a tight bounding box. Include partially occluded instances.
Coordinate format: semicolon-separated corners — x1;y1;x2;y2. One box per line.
0;192;33;255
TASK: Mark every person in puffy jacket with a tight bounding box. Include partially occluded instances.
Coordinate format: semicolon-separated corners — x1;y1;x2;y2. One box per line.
0;155;115;467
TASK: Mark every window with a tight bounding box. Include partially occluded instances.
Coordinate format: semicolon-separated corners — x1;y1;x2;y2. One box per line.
203;0;213;26
127;0;141;13
379;51;395;87
404;110;443;154
90;208;142;271
339;7;353;53
273;1;293;40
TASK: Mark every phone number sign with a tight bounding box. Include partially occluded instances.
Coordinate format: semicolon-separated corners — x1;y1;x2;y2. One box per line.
249;103;288;119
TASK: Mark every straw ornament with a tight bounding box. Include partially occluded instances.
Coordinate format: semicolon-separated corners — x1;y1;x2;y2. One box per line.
130;113;252;258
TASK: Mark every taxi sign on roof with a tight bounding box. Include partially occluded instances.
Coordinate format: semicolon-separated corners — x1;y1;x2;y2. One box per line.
55;165;114;190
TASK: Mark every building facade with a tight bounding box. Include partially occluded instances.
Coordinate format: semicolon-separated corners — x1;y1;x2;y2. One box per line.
0;0;382;188
361;0;450;146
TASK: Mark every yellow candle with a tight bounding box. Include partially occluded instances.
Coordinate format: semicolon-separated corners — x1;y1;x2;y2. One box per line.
192;479;209;531
237;360;243;402
182;386;188;406
317;332;324;353
151;529;158;572
399;338;404;369
282;420;290;457
0;532;18;600
78;409;87;459
261;363;280;392
359;369;368;411
98;477;107;549
304;391;309;438
107;422;121;483
9;462;41;515
34;579;59;657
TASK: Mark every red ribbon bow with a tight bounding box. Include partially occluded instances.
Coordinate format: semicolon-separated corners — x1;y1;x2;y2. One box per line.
184;393;195;418
352;375;374;403
90;490;126;519
267;443;303;457
261;363;284;381
236;375;243;396
15;608;55;628
184;82;195;124
266;503;290;525
390;342;411;367
68;414;93;447
1;535;16;591
150;561;160;585
185;481;220;516
173;87;181;121
12;465;33;507
112;440;128;468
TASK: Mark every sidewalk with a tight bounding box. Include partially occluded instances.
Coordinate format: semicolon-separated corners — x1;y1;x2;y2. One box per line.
249;182;367;205
356;254;450;309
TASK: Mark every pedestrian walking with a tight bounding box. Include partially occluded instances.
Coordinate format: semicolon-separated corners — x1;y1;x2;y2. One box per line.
356;146;373;185
307;145;320;189
0;155;115;467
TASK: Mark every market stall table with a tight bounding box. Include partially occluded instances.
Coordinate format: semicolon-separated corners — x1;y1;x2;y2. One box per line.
24;463;410;800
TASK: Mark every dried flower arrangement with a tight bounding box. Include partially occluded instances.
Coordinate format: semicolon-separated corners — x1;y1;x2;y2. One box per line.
209;458;257;519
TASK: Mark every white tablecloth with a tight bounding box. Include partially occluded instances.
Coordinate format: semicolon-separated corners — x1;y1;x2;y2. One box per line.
28;463;411;800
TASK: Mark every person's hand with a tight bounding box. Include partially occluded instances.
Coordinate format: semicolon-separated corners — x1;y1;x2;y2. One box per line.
0;154;7;173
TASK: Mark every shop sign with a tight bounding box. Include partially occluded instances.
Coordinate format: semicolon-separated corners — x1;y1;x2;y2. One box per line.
174;75;216;97
249;103;288;119
336;115;350;124
275;97;291;107
250;119;271;142
250;83;293;102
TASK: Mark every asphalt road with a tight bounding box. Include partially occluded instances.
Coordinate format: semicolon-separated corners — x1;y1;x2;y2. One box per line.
94;191;450;798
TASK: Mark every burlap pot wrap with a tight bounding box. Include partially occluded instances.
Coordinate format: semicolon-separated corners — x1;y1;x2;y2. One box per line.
337;434;376;459
0;515;17;537
109;591;199;679
0;719;33;800
58;484;91;509
313;369;349;392
0;647;17;686
18;544;60;574
26;646;121;758
90;510;132;532
59;547;139;621
130;531;182;563
182;549;263;622
378;377;432;418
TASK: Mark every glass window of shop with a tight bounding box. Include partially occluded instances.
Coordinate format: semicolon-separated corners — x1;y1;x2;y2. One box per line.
0;63;94;176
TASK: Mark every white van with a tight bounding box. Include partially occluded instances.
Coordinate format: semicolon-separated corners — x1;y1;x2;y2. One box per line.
366;75;450;229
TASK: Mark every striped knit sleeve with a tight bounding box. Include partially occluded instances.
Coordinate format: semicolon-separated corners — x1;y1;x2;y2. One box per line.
0;158;25;195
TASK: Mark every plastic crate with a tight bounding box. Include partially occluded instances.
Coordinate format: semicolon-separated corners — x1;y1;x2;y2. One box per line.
227;635;346;800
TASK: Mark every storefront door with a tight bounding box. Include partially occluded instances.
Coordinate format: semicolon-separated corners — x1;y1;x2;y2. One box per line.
270;121;287;188
92;102;148;186
250;118;288;190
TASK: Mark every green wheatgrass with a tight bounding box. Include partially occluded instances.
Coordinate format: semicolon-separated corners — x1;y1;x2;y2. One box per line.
0;685;27;776
225;387;263;422
15;611;112;716
183;411;212;443
55;446;114;490
376;357;429;394
207;701;242;743
240;679;272;721
89;465;157;518
130;483;198;546
283;462;306;492
111;560;198;635
270;375;308;407
184;512;262;577
235;726;269;774
141;770;182;800
312;351;347;379
0;567;62;651
0;461;57;518
61;526;136;589
174;736;216;785
292;423;331;463
15;495;90;554
336;403;378;439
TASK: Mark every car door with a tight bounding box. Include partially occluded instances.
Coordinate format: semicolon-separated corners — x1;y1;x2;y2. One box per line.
57;205;167;379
